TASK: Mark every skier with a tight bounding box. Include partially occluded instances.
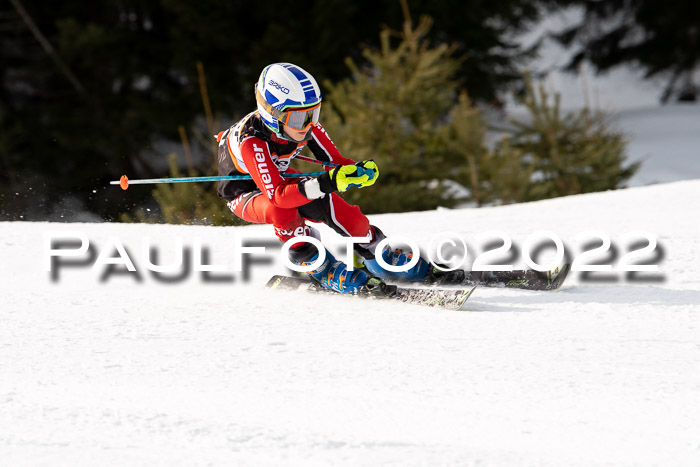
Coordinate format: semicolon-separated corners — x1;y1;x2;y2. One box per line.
216;62;433;294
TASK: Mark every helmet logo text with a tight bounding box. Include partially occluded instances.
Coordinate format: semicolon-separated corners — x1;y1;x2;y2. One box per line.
268;80;290;94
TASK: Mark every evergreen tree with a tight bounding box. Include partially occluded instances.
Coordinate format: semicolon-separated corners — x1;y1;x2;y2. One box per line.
485;137;534;205
0;0;632;220
499;72;639;202
436;91;490;206
322;16;475;213
552;0;700;102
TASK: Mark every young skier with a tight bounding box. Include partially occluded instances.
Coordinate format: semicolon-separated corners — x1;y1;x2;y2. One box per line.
216;62;433;294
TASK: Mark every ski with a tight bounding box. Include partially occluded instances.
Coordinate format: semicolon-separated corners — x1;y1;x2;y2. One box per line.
425;263;571;291
265;275;477;311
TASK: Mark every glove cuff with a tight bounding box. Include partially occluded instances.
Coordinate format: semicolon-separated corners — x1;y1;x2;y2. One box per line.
317;171;336;194
300;178;325;200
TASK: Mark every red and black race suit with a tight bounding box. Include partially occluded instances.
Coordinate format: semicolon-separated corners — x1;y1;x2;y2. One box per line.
216;111;356;205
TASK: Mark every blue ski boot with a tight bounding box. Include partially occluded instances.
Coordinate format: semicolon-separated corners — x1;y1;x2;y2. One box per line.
364;245;430;282
356;226;429;282
289;242;370;294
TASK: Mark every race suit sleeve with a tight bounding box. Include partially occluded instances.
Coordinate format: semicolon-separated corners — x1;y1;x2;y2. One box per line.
307;123;357;169
239;137;311;209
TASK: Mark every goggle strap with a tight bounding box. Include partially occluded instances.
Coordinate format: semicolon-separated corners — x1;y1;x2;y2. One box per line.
255;87;285;121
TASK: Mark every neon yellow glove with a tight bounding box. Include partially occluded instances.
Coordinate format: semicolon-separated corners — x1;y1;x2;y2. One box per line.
318;160;379;193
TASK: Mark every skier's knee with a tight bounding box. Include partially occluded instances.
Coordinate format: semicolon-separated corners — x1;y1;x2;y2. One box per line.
354;225;386;260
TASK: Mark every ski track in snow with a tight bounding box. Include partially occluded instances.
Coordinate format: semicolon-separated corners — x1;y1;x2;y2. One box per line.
1;180;700;467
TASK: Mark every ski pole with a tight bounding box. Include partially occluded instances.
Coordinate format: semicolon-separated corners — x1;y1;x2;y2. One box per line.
111;172;326;190
294;155;340;168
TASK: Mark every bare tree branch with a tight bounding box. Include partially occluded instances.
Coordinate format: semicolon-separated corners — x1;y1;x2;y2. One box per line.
8;0;86;96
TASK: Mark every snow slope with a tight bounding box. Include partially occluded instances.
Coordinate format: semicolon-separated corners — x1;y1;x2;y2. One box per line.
615;104;700;187
1;180;699;467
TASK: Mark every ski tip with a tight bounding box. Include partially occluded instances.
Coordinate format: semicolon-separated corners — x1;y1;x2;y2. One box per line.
265;274;316;292
547;263;571;290
465;284;477;297
455;285;477;309
266;275;286;288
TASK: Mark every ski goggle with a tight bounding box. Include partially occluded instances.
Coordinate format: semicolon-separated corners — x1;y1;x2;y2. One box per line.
256;86;321;131
280;103;321;131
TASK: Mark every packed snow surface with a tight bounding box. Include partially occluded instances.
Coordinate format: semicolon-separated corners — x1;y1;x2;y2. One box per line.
2;180;699;466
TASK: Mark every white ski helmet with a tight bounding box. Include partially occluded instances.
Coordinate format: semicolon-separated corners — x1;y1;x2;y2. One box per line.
255;63;322;139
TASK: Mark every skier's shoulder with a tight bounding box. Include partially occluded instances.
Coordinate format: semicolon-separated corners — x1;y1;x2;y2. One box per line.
309;122;337;146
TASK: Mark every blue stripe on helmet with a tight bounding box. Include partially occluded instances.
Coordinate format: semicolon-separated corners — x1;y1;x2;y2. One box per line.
276;63;321;106
282;64;308;81
264;90;279;105
259;113;279;132
276;97;320;109
303;89;318;104
276;98;304;109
